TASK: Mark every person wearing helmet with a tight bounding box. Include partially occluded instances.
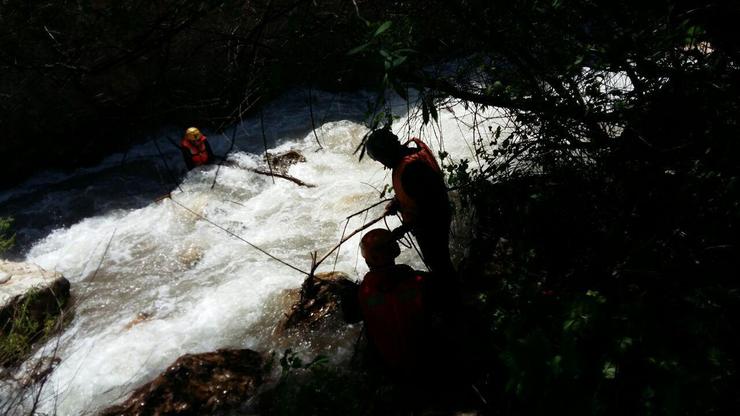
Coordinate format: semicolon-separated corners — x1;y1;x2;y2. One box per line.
365;128;455;278
358;228;428;372
180;127;214;170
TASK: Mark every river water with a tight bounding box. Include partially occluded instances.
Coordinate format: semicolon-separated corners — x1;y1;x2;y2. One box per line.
0;90;502;415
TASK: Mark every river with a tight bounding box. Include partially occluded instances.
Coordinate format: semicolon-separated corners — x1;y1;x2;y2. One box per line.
0;89;500;415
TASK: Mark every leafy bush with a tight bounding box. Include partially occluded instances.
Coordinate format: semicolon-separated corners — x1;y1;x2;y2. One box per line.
351;1;740;413
0;217;14;255
0;290;66;367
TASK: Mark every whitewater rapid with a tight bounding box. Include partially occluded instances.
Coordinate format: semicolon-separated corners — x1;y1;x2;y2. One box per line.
0;90;504;415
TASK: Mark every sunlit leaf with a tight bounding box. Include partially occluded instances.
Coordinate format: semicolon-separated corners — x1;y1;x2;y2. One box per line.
374;20;392;37
347;43;369;56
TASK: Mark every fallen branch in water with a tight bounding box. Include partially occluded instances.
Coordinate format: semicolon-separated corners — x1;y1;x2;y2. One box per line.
154;193;172;203
247;168;316;188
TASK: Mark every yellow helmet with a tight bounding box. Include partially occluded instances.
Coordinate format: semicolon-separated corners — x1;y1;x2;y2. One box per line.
185;127;201;140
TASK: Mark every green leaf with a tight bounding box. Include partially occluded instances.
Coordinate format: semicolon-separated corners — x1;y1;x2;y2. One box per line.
619;337;633;352
347;43;369;56
308;355;329;368
392;55;407;68
602;361;617;379
374;20;392;37
563;319;576;331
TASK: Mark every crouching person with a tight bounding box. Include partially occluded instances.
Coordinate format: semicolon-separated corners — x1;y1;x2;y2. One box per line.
358;228;429;375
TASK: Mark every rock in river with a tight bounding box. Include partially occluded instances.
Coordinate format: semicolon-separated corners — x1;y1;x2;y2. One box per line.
282;271;361;330
0;260;70;339
100;349;264;416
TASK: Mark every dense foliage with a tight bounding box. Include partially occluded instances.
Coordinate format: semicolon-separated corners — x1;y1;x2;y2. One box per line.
349;1;740;414
0;0;374;186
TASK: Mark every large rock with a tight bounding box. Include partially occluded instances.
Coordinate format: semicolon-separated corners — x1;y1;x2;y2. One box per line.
282;272;361;330
265;150;306;174
0;260;70;338
100;349;264;416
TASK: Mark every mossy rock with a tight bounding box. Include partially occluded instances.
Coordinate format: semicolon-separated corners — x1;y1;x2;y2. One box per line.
0;261;70;367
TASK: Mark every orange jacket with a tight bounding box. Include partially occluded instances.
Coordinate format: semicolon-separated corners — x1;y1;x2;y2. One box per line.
359;264;426;369
181;135;210;167
392;138;444;226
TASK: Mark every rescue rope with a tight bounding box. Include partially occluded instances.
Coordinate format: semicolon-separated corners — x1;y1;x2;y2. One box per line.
332;218;350;272
210;123;239;189
150;137;183;193
166;196;310;276
325;198;393;273
354;210;370;273
88;227;118;282
147;127;310;276
311;214;385;274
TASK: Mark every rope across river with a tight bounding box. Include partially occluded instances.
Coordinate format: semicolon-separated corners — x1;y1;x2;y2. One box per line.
166;196;312;276
165;193;390;277
151;134;391;278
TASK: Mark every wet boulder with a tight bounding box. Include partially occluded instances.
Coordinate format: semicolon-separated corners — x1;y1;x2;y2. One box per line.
265;150;306;174
1;261;70;366
100;349;264;416
282;272;361;330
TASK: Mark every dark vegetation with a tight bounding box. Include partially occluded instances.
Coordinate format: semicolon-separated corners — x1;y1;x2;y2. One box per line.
356;1;740;414
3;0;740;414
0;286;70;368
0;0;377;186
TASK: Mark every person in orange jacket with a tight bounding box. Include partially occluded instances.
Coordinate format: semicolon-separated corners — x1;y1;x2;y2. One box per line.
364;128;455;278
180;127;214;170
358;228;428;372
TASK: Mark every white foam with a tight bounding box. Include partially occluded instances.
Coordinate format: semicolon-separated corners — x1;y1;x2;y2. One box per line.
1;92;506;415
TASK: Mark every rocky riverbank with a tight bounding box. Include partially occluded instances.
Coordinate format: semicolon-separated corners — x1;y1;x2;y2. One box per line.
0;261;70;368
98;271;361;415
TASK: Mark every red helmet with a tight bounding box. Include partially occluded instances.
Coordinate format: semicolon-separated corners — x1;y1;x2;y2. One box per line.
361;229;400;267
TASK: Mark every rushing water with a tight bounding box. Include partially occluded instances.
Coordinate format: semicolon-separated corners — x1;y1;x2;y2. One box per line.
0;90;501;415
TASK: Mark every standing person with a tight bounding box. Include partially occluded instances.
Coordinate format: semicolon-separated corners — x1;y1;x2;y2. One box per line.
364;128;455;278
180;127;214;170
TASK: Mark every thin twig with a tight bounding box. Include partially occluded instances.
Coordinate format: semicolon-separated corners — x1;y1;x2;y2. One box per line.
89;228;117;282
345;198;392;220
311;214;386;274
260;110;275;184
248;168;316;187
150;137;183;192
332;219;351;272
308;85;324;150
164;135;181;151
211;122;239;189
